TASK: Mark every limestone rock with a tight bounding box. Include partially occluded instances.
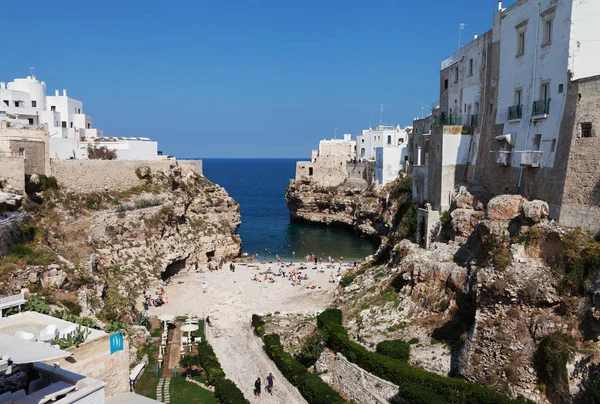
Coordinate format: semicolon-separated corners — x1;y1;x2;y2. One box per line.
28;272;39;284
451;208;484;236
487;194;524;220
454;186;484;211
522;200;549;223
40;266;67;289
29;174;40;185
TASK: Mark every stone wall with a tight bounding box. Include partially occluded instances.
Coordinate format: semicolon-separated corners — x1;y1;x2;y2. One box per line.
49;334;130;397
416;207;440;249
0;212;28;258
50;159;202;193
0;123;50;176
295;157;349;187
0;157;25;193
330;353;399;403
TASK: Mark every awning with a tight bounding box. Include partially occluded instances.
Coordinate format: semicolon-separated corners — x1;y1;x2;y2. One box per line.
495;133;513;145
0;333;72;364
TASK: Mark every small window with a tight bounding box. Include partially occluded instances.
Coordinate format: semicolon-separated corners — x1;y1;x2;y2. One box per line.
533;134;542;150
551;139;556;152
387;135;391;145
581;122;593;138
541;82;550;100
61;121;67;128
32;100;37;107
78;108;81;114
87;123;91;129
28;118;34;125
558;84;564;93
361;139;364;143
517;32;526;56
544;20;553;44
308;167;314;176
14;101;20;107
468;59;474;76
454;66;459;82
18;148;24;157
444;79;449;89
51;106;56;111
2;100;8;106
515;89;522;105
488;103;494;116
70;122;73;128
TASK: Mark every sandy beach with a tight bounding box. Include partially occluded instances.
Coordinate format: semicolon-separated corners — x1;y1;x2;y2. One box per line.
147;260;348;403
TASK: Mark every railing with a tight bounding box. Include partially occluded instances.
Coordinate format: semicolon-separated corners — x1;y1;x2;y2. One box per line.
532;99;551;116
518;150;543;167
433;114;478;127
507;105;523;120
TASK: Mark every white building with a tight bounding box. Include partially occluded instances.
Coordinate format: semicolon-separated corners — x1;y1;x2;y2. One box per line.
374;129;410;186
0;76;159;161
318;134;356;159
356;125;410;161
493;0;600;170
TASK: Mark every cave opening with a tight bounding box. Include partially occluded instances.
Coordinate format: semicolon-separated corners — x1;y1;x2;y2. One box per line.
162;258;187;281
206;251;215;261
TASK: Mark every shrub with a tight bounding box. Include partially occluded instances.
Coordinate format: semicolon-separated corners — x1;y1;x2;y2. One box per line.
559;229;600;296
440;210;452;230
408;338;419;345
483;236;512;270
534;331;576;402
296;329;329;367
87;144;117;160
298;373;346;404
339;273;357;288
251;314;265;337
395;382;447;404
7;244;33;259
214;379;249;404
376;340;410;362
394;202;418;241
196;342;226;384
316;309;342;329
317;309;531;404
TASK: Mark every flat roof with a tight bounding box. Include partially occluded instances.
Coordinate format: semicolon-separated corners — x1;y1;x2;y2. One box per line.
0;311;106;342
107;393;162;404
0;333;71;364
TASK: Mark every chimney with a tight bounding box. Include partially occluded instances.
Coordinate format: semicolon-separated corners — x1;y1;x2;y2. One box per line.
474;33;478;39
498;0;502;11
62;89;67;96
55;90;59;96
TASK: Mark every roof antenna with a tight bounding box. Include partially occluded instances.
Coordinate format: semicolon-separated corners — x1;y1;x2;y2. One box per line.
29;67;35;79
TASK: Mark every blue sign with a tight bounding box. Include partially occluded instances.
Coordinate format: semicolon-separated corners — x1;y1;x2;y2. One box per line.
110;332;124;355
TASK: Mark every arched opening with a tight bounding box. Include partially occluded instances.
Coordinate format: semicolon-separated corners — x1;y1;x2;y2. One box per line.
162;258;187;280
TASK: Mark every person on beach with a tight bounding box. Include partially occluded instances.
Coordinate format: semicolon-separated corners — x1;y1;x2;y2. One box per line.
266;373;274;395
230;262;235;272
202;281;207;294
254;378;262;397
206;316;212;327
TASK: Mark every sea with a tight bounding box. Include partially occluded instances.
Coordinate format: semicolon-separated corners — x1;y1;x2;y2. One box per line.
200;158;377;262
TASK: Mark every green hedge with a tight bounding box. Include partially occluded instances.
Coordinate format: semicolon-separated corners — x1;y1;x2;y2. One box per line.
376;340;410;362
317;309;532;404
253;314;346;404
252;314;265;337
215;379;248;404
394;382;447;404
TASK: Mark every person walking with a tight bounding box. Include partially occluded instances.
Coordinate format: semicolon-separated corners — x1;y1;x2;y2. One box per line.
266;373;274;395
254;377;262;397
205;316;212;328
230;262;235;272
202;281;207;294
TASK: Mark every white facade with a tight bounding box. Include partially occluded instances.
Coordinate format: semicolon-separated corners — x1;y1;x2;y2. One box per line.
495;0;600;169
356;125;411;161
318;134;356;159
375;145;408;186
0;76;159;161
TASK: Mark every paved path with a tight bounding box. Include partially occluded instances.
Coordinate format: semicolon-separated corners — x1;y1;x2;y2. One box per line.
149;262;338;403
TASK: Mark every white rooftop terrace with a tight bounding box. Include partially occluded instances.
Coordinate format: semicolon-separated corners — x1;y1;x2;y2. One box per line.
0;312;106;343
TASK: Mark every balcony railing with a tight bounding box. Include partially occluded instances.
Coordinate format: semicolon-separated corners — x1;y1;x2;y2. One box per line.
507;105;523;121
519;150;543;167
532;99;551;117
433;114;479;127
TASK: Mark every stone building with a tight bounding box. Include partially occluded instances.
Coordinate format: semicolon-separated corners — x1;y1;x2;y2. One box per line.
414;0;600;240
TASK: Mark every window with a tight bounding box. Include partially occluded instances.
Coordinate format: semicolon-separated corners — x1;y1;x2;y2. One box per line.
488;103;494;116
14;101;20;107
541;82;550;100
28;118;34;125
61;121;67;128
551;139;556;152
18;148;24;157
468;59;474;76
581;122;593;138
78;108;81;114
2;100;8;106
87;123;91;129
51;106;56;111
544;20;553;44
387;135;391;145
444;79;449;89
558;84;564;93
517;32;526;56
361;139;364;143
32;100;37;107
515;89;523;105
308;167;313;176
454;66;459;82
70;122;73;128
533;134;542;150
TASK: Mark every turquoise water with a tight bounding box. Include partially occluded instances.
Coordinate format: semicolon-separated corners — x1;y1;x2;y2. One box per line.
200;158;377;261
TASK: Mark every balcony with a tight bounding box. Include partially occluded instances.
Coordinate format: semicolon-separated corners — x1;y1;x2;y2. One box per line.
519;150;543;167
507;105;523;121
433;114;478;127
532;99;551;119
493;151;511;166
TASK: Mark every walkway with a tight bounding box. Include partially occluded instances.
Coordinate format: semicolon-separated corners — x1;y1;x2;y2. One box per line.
149;263;337;403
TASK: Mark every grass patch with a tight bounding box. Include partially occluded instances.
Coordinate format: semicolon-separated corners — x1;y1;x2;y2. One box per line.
169;374;219;404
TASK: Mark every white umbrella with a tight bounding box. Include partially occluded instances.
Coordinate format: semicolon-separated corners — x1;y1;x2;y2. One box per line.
180;324;199;349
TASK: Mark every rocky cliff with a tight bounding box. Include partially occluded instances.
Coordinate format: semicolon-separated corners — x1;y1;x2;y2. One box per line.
333;191;600;404
0;163;240;323
285;176;412;242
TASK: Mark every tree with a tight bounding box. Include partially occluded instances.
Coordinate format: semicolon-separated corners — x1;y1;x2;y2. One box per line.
87;144;117;160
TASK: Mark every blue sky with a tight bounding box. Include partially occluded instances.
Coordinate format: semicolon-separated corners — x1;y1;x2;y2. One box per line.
3;0;514;158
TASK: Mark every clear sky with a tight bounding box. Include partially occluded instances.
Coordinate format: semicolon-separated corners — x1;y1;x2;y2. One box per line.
3;0;516;158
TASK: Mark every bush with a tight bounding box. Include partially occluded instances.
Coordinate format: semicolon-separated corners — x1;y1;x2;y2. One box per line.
196;342;226;384
214;379;249;404
440;210;452;230
408;338;419;345
394;202;418;240
376;340;410;362
559;229;600;296
395;382;448;404
87;144;117;160
534;331;576;402
317;309;531;404
296;329;329;367
260;332;346;404
252;314;265;337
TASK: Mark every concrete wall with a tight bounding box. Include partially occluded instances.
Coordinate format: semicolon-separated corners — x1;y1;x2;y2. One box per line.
50;334;130;397
0;157;25;193
330;353;399;404
50;159;200;193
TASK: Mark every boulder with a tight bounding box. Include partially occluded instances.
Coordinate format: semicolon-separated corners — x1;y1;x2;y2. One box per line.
477;220;510;242
487;195;524;220
451;209;484;236
40;266;67;289
454;186;484;210
522;200;549;223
